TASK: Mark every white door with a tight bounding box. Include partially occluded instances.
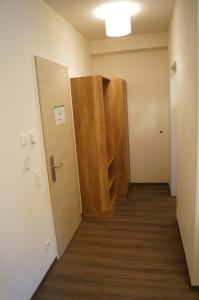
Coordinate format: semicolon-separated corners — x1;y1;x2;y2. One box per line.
35;56;81;257
170;65;177;196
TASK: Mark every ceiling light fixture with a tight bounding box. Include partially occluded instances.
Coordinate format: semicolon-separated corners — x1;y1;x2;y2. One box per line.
93;1;141;37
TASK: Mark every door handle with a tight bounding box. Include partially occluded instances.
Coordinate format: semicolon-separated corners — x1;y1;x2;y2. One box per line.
52;162;64;169
50;155;64;182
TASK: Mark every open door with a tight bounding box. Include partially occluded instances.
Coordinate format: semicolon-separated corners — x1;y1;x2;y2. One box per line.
35;56;81;258
170;63;177;197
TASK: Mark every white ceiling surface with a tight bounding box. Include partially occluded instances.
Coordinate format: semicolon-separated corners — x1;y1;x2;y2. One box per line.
44;0;176;41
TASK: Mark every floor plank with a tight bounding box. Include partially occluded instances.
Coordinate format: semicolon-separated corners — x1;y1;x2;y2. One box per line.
33;183;199;300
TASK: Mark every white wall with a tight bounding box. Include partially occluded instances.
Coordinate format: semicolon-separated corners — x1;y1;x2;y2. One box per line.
89;32;168;55
0;1;91;299
169;0;198;285
92;47;170;183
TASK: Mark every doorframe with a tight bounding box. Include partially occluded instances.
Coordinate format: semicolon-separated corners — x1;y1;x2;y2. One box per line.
170;62;177;197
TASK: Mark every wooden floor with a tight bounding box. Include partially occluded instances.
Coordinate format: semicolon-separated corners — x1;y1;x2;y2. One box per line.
34;184;199;300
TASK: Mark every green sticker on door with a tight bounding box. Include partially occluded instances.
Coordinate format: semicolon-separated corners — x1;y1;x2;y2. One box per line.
54;105;65;126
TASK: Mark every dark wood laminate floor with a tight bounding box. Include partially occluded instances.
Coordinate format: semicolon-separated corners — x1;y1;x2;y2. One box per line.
34;184;199;300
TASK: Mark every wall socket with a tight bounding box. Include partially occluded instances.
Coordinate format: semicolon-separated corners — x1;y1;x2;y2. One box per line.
34;169;42;188
44;240;51;252
24;156;31;170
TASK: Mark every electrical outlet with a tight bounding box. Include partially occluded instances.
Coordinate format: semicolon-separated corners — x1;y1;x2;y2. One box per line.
34;169;42;188
20;134;28;146
44;240;51;252
24;156;31;170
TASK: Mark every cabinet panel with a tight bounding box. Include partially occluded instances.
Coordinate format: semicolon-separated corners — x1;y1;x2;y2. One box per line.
108;79;130;199
71;76;114;217
71;76;130;217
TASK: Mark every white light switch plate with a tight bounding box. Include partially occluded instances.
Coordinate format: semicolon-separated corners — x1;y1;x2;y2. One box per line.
24;156;30;170
29;130;37;144
20;134;28;146
44;240;51;252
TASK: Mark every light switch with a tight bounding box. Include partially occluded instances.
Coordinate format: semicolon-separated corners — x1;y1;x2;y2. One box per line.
29;130;37;144
20;134;28;146
34;169;42;188
44;240;51;252
24;156;30;170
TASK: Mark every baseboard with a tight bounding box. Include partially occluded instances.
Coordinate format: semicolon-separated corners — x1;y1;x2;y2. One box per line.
129;182;169;185
176;220;199;290
191;285;199;291
31;258;57;299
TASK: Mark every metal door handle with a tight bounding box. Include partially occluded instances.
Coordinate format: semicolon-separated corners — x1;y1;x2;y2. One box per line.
50;155;64;182
52;162;64;169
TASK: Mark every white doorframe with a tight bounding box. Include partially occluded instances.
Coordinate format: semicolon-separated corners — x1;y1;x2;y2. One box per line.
170;63;177;197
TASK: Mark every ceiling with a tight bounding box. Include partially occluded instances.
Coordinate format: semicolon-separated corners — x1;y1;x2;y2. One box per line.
44;0;176;41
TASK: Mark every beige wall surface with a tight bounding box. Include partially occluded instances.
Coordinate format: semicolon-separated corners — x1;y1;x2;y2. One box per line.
196;0;199;286
92;49;170;183
0;0;91;299
169;0;198;285
89;32;168;55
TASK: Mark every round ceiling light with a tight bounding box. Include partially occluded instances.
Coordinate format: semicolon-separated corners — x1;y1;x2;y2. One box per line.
93;1;141;37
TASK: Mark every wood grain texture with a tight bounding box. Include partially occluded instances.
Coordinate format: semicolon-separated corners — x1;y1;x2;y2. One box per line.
70;76;117;217
103;78;115;161
33;184;199;300
35;57;81;257
109;79;130;199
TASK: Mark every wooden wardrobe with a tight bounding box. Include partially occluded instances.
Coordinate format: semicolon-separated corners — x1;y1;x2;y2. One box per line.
108;79;130;199
70;75;130;217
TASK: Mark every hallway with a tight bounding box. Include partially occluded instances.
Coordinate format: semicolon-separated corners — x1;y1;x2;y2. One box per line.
34;184;199;300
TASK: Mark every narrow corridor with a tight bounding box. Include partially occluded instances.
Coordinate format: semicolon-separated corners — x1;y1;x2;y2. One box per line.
34;184;199;300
